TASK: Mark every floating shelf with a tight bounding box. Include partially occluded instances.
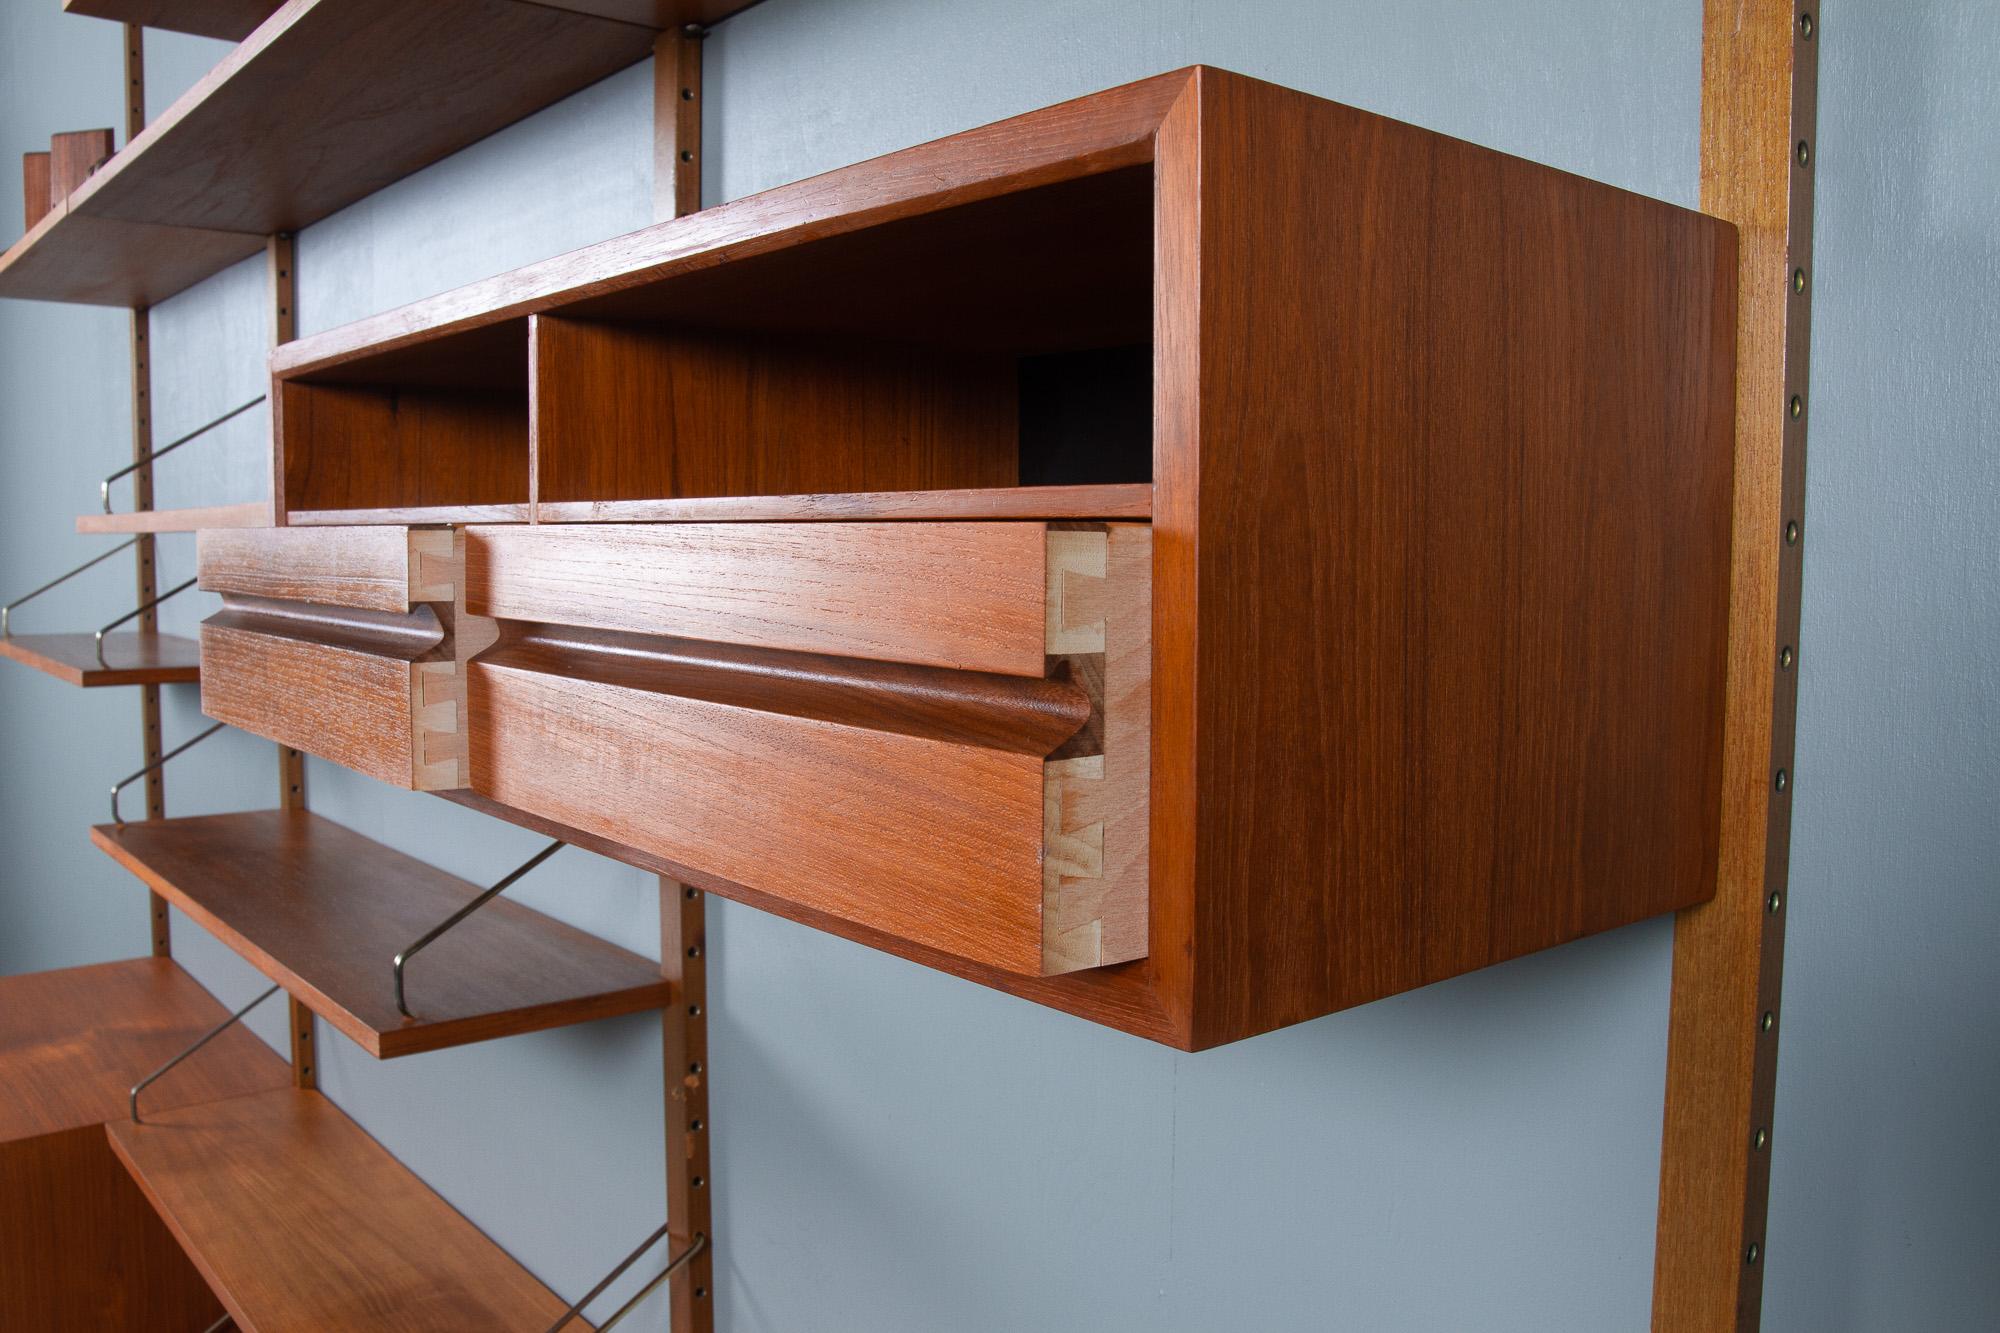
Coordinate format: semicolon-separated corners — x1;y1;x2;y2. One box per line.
76;500;272;535
0;631;200;686
107;1086;591;1331
4;0;760;308
92;810;672;1058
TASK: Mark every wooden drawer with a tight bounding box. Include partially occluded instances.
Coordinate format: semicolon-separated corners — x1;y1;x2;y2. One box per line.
197;527;483;790
463;521;1150;976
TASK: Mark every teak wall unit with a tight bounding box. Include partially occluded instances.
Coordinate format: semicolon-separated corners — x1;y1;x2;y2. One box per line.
234;65;1739;1051
0;2;1822;1325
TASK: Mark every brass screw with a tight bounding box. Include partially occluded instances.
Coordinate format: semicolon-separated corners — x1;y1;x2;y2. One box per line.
1786;520;1801;545
1797;140;1812;167
1793;268;1806;293
1762;1010;1776;1032
1746;1242;1762;1265
1775;768;1790;792
1754;1127;1770;1150
1767;890;1783;914
1799;12;1814;39
1780;645;1795;670
1791;394;1805;419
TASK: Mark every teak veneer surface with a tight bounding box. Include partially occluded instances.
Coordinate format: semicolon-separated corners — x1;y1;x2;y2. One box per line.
0;1124;224;1332
107;1087;588;1331
0;631;200;686
533;483;1153;524
0;957;289;1142
91;811;670;1058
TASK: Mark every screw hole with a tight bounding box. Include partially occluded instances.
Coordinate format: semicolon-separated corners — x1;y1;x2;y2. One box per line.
680;149;694;163
689;1003;703;1017
692;1175;706;1189
684;886;698;900
687;945;702;958
690;1061;703;1075
682;87;694;100
695;1286;708;1299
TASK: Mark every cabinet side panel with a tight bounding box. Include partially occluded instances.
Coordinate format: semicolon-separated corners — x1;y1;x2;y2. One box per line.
1186;70;1736;1044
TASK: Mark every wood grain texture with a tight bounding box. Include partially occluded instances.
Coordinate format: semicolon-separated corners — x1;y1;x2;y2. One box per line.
48;129;114;208
534;483;1153;524
547;0;762;24
63;0;283;42
0;1125;224;1332
530;316;1016;508
288;503;532;526
199;524;432;612
78;499;272;534
1655;4;1816;1328
658;879;713;1332
0;958;290;1142
198;528;477;789
467;521;1050;675
0;631;200;687
473;635;1068;974
1153;69;1737;1046
106;1087;590;1331
21;152;51;231
200;603;445;788
91;811;670;1058
281;381;528;515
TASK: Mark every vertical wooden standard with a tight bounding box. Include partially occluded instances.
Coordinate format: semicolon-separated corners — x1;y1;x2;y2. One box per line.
1654;3;1819;1327
121;23;172;958
654;24;713;1332
267;229;319;1090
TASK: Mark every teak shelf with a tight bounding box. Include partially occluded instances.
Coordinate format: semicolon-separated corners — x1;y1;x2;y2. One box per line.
0;959;291;1331
237;66;1740;1050
107;1087;592;1331
0;630;200;686
3;0;763;308
91;809;673;1058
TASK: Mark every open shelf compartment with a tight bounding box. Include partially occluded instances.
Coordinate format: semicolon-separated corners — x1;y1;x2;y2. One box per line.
274;148;1160;524
92;810;671;1058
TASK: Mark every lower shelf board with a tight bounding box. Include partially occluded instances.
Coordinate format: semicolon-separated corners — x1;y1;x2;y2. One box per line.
0;631;201;687
91;810;673;1058
0;957;291;1143
107;1087;591;1332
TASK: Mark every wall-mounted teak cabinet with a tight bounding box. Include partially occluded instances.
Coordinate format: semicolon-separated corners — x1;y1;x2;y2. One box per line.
210;66;1737;1049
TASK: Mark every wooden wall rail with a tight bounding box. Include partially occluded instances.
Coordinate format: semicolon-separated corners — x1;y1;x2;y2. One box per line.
1654;3;1819;1328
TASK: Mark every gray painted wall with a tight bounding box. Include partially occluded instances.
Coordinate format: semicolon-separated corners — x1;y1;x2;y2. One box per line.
0;1;1991;1328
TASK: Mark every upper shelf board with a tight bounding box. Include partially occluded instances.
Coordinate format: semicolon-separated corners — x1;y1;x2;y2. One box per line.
107;1087;591;1331
0;957;289;1143
0;631;200;687
62;0;285;41
5;0;761;308
92;810;672;1058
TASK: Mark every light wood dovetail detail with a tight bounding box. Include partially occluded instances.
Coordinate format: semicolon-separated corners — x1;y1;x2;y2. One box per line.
196;526;490;790
462;521;1151;977
1042;525;1149;971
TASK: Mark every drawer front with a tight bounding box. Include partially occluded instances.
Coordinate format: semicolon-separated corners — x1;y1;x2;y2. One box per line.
197;526;476;791
464;521;1150;976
